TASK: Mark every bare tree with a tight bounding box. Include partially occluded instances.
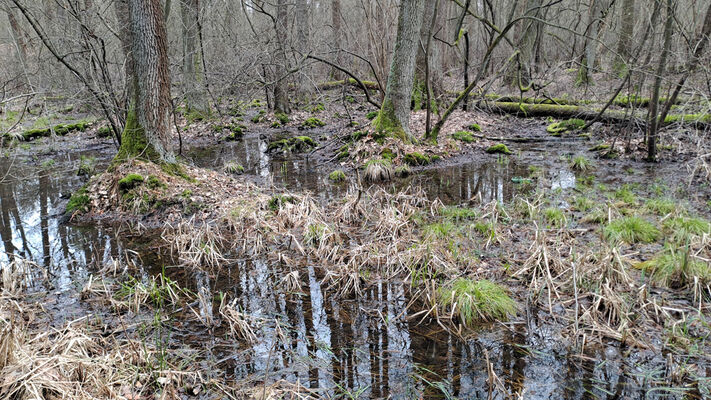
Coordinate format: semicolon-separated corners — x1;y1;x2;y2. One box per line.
273;0;290;114
646;0;674;162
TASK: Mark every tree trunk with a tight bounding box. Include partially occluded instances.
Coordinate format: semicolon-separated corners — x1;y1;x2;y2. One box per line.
180;0;209;115
295;0;310;97
330;0;343;79
578;0;610;85
374;0;426;142
273;0;290;114
614;0;635;74
646;0;674;162
507;0;543;88
116;0;174;163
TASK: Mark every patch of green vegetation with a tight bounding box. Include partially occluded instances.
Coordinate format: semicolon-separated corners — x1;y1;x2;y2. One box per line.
424;221;457;239
380;147;395;161
404;152;432;166
305;223;329;245
268;194;296;211
66;185;90;214
581;208;607;224
40;159;56;169
366;111;379;120
328;169;346;183
248;99;264;108
638;245;710;287
145;175;166;189
645;198;678;215
569;155;593;172
267;135;316;153
351;131;367;141
185;109;208;124
613;186;638;205
336;144;350;160
486;143;512;155
662;217;711;243
573;196;595;212
474;222;495;238
440;279;516;325
467;123;481;132
223;161;245;175
160;162;193;182
604;216;660;244
301;117;326;129
118;174;144;193
276;112;289;125
589;143;611;152
309;103;325;113
452;130;476;143
77;155;96;176
225;123;246;141
546;118;585;135
441;206;477;221
543;207;566;228
180;189;193;198
97;125;112;138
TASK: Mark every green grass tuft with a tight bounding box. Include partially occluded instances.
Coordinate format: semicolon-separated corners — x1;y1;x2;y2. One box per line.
440;279;516;325
543;207;566;228
662;217;711;243
638;246;711;287
328;169;346;183
644;198;678;215
223;161;245;175
604;216;659;244
569;155;593;172
440;206;477;221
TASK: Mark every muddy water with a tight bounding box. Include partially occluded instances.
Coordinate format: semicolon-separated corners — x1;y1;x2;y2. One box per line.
0;136;700;399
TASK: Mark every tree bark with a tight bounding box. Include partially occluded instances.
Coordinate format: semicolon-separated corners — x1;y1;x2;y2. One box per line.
116;0;174;163
273;0;290;114
295;0;310;97
374;0;426;142
180;0;209;114
330;0;343;80
578;0;610;85
614;0;635;74
646;0;674;162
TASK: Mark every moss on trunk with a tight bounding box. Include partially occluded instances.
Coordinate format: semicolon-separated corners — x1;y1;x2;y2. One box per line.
373;99;407;142
114;107;160;164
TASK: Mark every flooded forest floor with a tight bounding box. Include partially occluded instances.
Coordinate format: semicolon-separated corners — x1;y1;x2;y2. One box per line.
2;89;711;399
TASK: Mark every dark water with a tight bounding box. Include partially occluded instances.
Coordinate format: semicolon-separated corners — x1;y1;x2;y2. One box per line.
0;135;702;399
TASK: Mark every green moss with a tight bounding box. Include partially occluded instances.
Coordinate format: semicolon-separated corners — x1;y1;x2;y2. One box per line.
267;135;316;153
452;130;476;143
301;117;326;129
547;118;585;135
589;143;611;152
467;123;482;132
486;143;512;155
604;216;660;244
440;279;516;325
403;152;432;166
328;169;346;183
66;185;90;214
161;163;193;181
97;125;112;138
365;111;378;120
145;175;166;189
118;174;144;193
372;99;407;141
380;147;395;161
114;108;160;163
